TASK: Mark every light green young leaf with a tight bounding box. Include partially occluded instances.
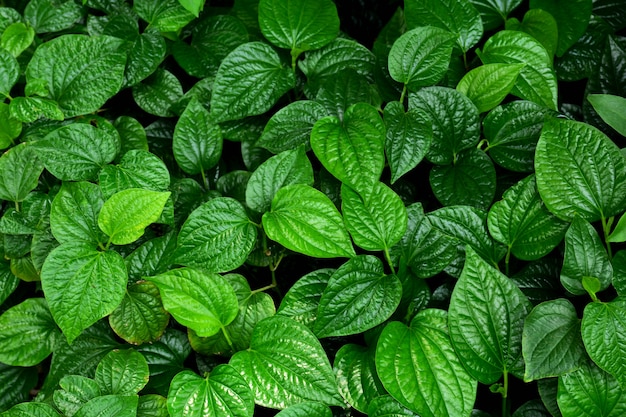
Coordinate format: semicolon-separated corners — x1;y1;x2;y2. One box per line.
95;349;149;396
262;184;355;258
457;63;524;113
132;68;183;117
148;267;239;338
211;42;296;123
174;197;257;272
0;143;44;203
177;0;204;17
0;298;59;366
388;27;456;91
506;8;559;58
587;94;626;137
0;48;19;96
41;243;127;344
608;212;626;243
529;0;591;56
167;366;253;417
535;117;626;221
258;0;339;53
74;395;138;417
53;375;101;417
1;22;35;57
229;316;343;408
133;0;195;32
375;309;477;417
98;188;170;245
173;98;223;175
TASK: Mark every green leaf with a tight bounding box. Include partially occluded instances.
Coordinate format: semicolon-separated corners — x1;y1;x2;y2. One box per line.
0;298;59;366
211;42;296;123
109;281;170;345
229;316;343;408
32;123;118;182
405;0;483;53
469;0;523;30
1;402;62;417
0;363;38;413
384;101;432;184
53;375;101;417
137;395;168;417
0;143;44;203
581;297;626;388
26;34;126;117
50;181;108;246
314;69;380;118
94;349;149;395
41;243;127;344
167;366;254;417
609;212;626;243
506;8;559;58
409;86;481;165
0;47;19;96
529;0;592;56
557;360;626;417
341;182;407;251
274;403;332;417
535;118;626;221
375;309;477;417
0;260;19;305
115;117;148;155
478;30;558;110
133;0;195;33
457;63;523;113
277;268;333;329
388;27;456;91
522;298;586;381
311;103;386;192
0;103;21;149
174;197;257;272
262;184;355;258
123;30;168;88
367;394;420;417
74;395;138;417
612;250;626;296
314;255;401;338
488;175;568;260
1;22;35;57
258;0;339;53
132;68;183;117
173;98;223;175
448;246;532;383
148;267;239;337
98;188;170;245
99;150;170;198
512;400;552;417
8;96;64;123
587;94;626;137
177;0;204;17
137;329;190;397
430;148;497;210
24;0;82;33
246;146;314;214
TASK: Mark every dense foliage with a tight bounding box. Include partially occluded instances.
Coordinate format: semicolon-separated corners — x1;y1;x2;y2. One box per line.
0;0;625;416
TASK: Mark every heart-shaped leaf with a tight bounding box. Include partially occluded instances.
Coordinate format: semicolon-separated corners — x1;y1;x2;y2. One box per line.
456;63;523;113
133;0;195;33
95;349;149;395
529;0;592;56
53;375;101;417
99;150;170;199
132;68;183;117
0;142;44;203
277;268;333;329
0;47;19;96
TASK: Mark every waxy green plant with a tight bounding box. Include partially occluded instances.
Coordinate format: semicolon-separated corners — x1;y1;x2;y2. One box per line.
0;0;625;416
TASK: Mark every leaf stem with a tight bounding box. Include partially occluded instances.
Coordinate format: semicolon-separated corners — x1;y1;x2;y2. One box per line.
200;169;209;191
601;215;613;259
501;370;509;417
504;246;511;276
221;325;234;351
399;84;407;107
384;247;396;275
14;200;19;212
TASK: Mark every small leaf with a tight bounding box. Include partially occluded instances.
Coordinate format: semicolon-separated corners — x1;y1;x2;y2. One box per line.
587;94;626;137
8;96;64;122
53;375;101;417
177;0;204;17
469;0;523;30
123;30;168;88
456;63;523;113
506;8;559;58
315;70;380;118
0;103;22;149
0;143;44;203
137;395;168;417
137;329;190;397
277;268;333;329
529;0;592;56
1;22;35;57
367;394;420;417
25;0;83;33
609;212;626;243
132;68;183;117
262;184;355;258
73;395;138;417
133;0;195;33
95;349;149;395
0;48;19;96
1;402;62;417
99;150;170;198
275;402;332;417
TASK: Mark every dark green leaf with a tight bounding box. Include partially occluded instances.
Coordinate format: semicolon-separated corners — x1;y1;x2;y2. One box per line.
506;8;558;58
315;70;380;118
133;0;195;33
125;233;176;281
277;268;333;329
470;0;523;30
53;375;101;417
137;394;168;417
457;63;523;113
95;349;149;395
511;400;551;417
74;395;138;417
0;48;19;96
529;0;592;56
138;329;190;397
132;68;183;117
274;402;332;417
587;94;626;137
367;394;420;417
1;402;62;417
123;30;167;88
0;364;38;413
25;0;82;33
0;103;21;149
0;143;44;203
0;260;19;306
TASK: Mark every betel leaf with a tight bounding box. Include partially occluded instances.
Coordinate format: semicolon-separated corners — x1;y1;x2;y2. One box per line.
470;0;523;30
612;250;626;296
609;212;626;243
178;0;204;17
98;189;170;245
448;246;532;383
148;267;238;339
1;402;62;417
246;146;314;214
25;34;126;117
529;0;592;57
95;349;149;395
1;22;35;57
384;101;432;184
404;0;483;53
311;103;386;192
511;400;552;417
341;182;407;252
258;0;339;54
229;315;343;408
137;329;190;397
535;117;626;222
115;116;148;155
0;103;21;149
24;0;82;34
40;243;127;344
314;69;380;119
8;96;64;123
488;175;568;261
375;309;477;417
125;232;177;281
367;394;420;417
174;197;257;272
277;268;333;329
522;298;586;381
167;366;254;417
274;402;332;417
99;150;170;198
506;8;558;58
409;86;481;165
560;216;612;297
73;395;138;417
314;255;401;338
0;364;38;414
173;98;222;175
387;27;456;91
262;184;355;258
32;123;118;182
0;48;19;96
132;68;183;118
50;181;108;247
0;260;19;306
210;42;296;123
587;94;626;137
0;143;44;203
137;394;168;417
581;297;626;388
0;298;59;366
456;63;524;113
53;375;101;417
133;0;195;33
557;360;626;417
123;29;168;88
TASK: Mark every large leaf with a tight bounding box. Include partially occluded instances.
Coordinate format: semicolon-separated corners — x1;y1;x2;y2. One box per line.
95;349;149;395
24;0;83;34
522;298;586;381
262;184;355;258
41;243;127;344
229;316;343;408
123;30;167;88
148;267;239;338
448;246;532;383
314;255;401;338
210;42;295;123
25;34;126;117
456;63;523;113
167;366;254;417
174;197;257;272
375;309;477;417
535;117;626;222
0;143;44;203
314;69;379;119
529;0;592;56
